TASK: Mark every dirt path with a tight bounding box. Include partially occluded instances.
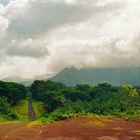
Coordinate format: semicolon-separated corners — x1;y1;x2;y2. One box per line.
28;98;36;122
0;116;140;140
0;123;26;140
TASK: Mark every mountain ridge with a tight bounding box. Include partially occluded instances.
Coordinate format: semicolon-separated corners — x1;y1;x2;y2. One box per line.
50;67;140;86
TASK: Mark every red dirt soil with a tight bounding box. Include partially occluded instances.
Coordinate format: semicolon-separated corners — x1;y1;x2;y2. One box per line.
0;116;140;140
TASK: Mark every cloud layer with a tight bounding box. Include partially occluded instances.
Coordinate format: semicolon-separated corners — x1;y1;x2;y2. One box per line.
0;0;140;81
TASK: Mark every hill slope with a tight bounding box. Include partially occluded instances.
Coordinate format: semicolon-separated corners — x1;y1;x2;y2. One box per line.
50;67;140;86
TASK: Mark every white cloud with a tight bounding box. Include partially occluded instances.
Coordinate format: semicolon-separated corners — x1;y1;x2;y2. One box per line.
0;56;49;81
5;0;95;38
0;7;9;38
0;0;140;81
6;39;48;57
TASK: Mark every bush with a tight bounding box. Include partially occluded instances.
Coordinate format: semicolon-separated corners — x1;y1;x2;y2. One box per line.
0;97;10;114
48;108;69;121
7;112;19;120
64;100;92;114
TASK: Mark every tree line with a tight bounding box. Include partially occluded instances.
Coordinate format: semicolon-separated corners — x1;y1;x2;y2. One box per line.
0;80;140;121
31;80;140;121
0;81;27;119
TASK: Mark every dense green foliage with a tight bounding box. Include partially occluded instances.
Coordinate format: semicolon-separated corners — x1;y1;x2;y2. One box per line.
0;81;27;121
0;81;27;105
31;80;140;121
0;79;140;123
0;96;10;115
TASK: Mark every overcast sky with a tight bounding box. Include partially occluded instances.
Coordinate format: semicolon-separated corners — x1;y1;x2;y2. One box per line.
0;0;140;82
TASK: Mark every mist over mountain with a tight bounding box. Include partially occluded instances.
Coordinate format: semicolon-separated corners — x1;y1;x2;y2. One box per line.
50;67;140;86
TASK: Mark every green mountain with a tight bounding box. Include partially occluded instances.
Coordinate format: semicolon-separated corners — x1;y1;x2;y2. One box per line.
50;67;140;86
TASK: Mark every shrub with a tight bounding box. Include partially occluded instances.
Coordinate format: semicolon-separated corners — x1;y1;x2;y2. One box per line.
48;108;69;121
0;97;10;114
7;112;19;120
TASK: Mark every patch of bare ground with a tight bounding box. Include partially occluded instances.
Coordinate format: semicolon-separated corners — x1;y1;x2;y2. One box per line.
0;116;140;140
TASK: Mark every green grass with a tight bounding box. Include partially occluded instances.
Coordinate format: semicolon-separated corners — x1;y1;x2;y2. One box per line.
0;115;8;123
12;99;28;116
11;99;44;122
32;100;45;118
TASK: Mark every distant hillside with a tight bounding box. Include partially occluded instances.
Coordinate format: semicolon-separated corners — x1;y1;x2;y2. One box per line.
20;81;33;87
50;67;140;86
